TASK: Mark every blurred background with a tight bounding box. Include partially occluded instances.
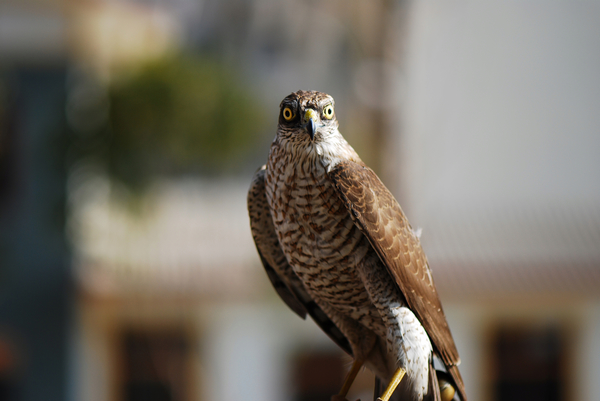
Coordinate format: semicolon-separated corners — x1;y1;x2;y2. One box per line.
0;0;599;401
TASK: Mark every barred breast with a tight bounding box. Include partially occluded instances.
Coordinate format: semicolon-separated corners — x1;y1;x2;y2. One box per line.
265;142;379;325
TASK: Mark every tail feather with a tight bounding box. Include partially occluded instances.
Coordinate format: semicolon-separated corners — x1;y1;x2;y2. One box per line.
447;365;467;401
424;362;441;401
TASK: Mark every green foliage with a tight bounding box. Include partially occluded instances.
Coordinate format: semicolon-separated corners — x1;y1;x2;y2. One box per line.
71;54;267;191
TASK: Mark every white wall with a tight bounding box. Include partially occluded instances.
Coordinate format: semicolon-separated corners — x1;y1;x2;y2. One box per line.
203;305;291;401
443;305;486;401
202;303;339;401
398;0;600;221
575;303;600;401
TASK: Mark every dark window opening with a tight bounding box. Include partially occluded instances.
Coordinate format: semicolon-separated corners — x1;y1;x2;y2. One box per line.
292;350;344;401
121;329;190;401
492;325;565;401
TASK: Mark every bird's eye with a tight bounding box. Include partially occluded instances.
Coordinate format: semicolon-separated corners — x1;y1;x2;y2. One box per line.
282;107;295;121
323;104;334;120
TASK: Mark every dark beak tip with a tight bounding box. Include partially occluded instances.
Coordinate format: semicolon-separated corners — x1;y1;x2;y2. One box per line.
308;119;316;140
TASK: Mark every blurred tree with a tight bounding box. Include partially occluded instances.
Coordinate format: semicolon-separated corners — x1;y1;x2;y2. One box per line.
68;54;267;191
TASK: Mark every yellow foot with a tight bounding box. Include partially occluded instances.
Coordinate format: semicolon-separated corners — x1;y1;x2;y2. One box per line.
334;359;364;401
331;396;362;401
377;368;406;401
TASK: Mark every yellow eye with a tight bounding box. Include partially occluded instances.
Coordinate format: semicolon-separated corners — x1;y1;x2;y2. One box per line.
282;107;295;121
323;104;334;120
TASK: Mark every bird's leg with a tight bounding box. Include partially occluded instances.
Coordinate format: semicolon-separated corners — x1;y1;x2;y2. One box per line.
377;368;406;401
332;358;364;401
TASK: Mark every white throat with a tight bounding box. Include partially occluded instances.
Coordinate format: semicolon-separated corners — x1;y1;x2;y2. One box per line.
312;129;362;172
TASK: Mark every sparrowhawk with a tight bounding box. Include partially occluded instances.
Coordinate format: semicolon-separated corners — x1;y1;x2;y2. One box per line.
247;90;466;401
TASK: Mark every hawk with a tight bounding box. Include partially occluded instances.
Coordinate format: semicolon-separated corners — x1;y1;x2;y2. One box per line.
247;90;466;401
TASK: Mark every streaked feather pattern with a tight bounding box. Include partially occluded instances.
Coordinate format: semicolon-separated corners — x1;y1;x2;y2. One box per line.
248;90;466;401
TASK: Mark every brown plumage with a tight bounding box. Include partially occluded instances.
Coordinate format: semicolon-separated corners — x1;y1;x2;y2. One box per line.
248;90;466;401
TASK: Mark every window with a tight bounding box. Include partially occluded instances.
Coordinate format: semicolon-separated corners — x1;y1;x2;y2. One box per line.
291;350;344;401
492;325;565;401
121;329;191;401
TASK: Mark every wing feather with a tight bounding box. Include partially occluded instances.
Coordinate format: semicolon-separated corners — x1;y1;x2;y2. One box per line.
248;166;352;356
327;161;466;401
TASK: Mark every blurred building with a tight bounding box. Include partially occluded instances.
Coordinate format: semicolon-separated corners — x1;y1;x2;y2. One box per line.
0;1;71;400
0;1;599;401
68;177;361;401
394;2;600;401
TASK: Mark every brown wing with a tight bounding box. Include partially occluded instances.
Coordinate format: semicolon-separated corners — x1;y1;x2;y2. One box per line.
328;161;466;401
248;166;352;355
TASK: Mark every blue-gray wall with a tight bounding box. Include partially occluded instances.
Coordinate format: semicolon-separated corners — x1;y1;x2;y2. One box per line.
0;67;72;401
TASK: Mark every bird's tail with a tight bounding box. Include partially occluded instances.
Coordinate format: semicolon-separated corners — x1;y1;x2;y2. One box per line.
447;365;467;401
423;361;442;401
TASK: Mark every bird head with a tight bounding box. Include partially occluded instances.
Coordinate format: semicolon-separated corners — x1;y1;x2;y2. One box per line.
277;90;339;143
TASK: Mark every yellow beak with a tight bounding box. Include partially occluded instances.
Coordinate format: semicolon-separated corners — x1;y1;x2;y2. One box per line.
304;109;318;140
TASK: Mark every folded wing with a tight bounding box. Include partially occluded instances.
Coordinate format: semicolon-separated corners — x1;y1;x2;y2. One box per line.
327;161;466;401
248;166;352;356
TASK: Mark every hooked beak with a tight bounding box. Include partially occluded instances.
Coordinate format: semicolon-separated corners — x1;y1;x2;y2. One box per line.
303;108;318;140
